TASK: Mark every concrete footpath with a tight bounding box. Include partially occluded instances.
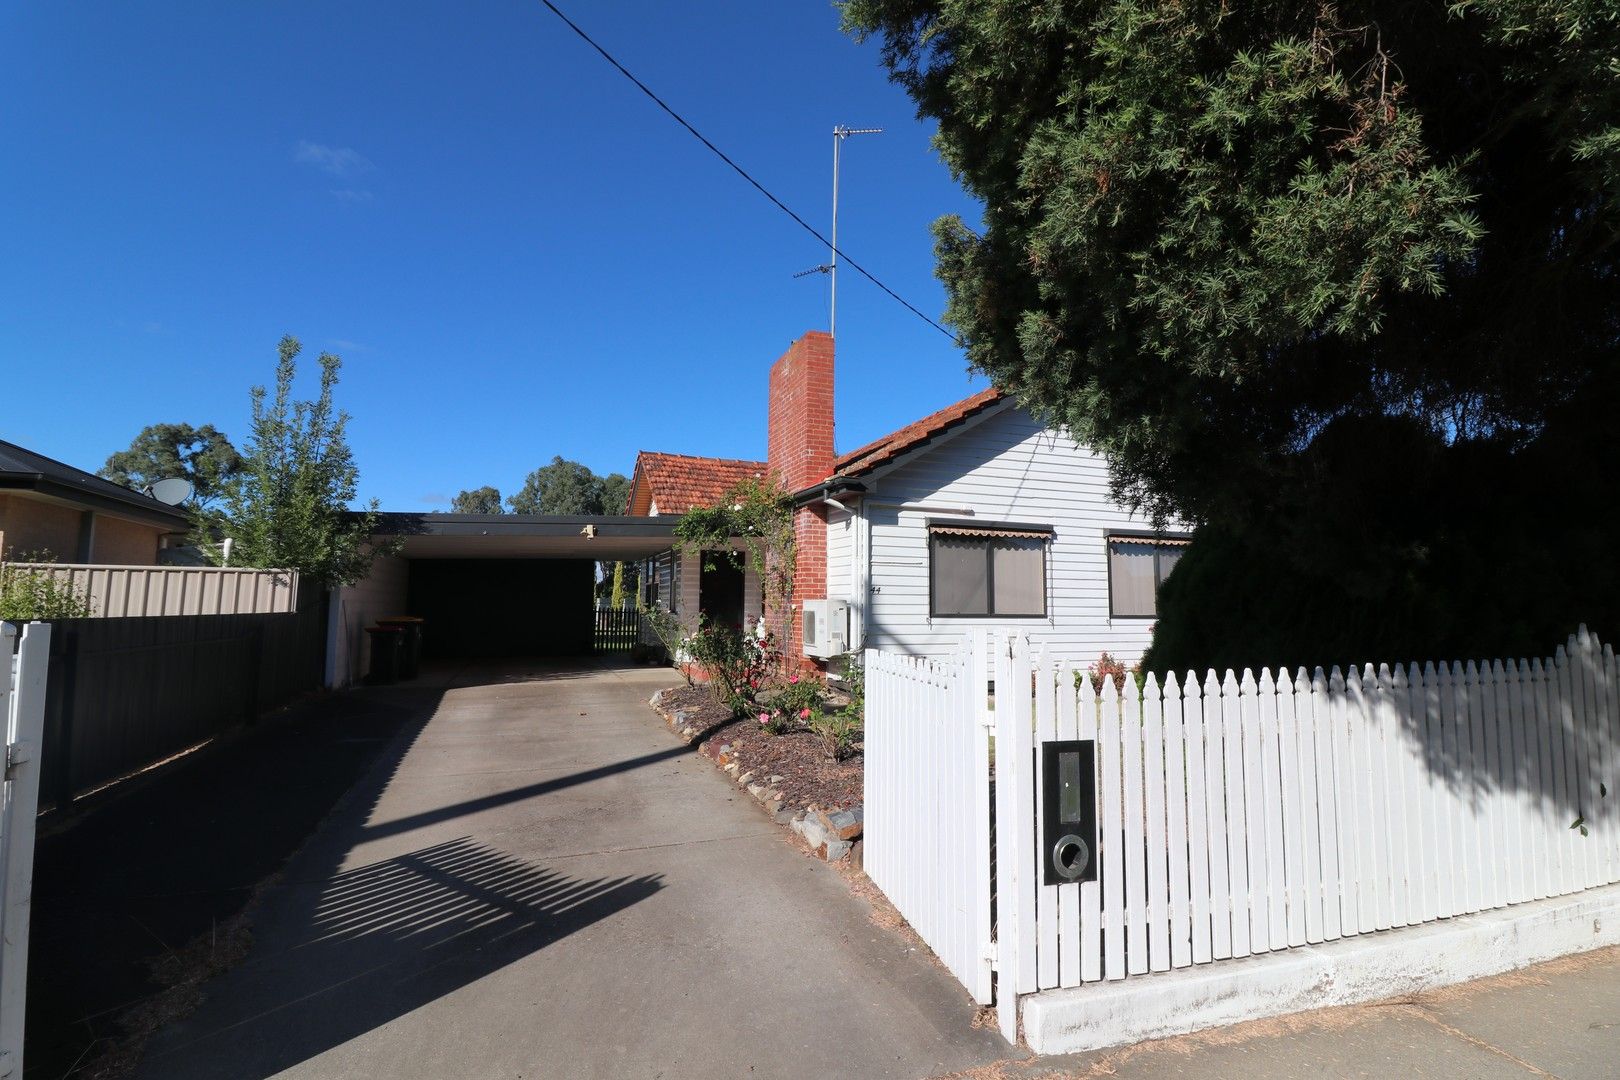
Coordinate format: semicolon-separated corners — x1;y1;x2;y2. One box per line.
132;660;1007;1079
965;943;1619;1079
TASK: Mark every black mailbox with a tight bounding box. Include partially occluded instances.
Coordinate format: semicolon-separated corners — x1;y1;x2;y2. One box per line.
1042;740;1097;885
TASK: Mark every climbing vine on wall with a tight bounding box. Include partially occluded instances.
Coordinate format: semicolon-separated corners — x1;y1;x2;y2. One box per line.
674;476;795;639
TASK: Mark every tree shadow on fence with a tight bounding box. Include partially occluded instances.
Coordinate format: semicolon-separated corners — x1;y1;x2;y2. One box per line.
1147;626;1619;825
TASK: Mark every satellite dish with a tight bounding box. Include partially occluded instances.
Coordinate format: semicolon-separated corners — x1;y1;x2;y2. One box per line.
149;477;194;506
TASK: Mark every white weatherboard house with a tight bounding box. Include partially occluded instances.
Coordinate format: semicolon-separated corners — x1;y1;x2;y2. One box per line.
628;330;1187;667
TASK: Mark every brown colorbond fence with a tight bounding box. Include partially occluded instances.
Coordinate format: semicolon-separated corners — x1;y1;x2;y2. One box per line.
34;592;327;809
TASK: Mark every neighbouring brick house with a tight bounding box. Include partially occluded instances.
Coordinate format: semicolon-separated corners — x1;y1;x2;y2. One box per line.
628;331;1190;671
0;438;190;565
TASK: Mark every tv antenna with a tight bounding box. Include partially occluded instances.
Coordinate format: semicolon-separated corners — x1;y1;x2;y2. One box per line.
794;125;882;340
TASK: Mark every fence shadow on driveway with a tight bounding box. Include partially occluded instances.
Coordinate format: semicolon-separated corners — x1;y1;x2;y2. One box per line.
141;836;662;1079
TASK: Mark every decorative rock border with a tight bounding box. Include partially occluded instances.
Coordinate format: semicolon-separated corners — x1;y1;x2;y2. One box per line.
649;688;863;863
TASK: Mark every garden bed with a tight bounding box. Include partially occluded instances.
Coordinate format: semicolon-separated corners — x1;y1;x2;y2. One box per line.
649;681;865;859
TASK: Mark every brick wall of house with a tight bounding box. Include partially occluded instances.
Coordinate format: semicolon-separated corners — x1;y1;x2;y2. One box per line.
0;494;84;561
765;331;834;665
91;513;163;564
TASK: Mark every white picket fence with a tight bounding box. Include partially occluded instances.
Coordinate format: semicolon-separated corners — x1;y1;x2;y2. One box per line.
863;646;993;1004
0;622;51;1077
865;627;1620;1045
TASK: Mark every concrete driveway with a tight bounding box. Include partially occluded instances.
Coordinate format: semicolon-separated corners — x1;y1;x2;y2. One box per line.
134;660;1006;1080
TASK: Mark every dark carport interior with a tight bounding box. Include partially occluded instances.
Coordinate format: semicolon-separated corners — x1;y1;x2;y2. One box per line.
367;513;680;663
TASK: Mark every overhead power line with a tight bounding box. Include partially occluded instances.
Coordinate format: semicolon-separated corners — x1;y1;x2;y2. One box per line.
535;0;960;344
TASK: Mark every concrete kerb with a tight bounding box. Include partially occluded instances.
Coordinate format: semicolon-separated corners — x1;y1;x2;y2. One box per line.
648;688;862;863
1021;881;1620;1055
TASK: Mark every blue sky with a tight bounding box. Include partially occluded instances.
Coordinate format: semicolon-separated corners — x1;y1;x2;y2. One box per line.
1;2;986;510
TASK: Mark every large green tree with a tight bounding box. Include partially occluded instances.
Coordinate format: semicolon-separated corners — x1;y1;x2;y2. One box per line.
846;1;1620;667
100;423;242;507
199;336;391;588
450;486;504;514
507;457;629;516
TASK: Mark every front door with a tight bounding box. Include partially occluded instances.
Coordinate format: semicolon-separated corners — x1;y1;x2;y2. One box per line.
698;552;745;630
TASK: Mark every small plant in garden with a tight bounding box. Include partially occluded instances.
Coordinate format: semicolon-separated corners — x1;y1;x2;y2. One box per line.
758;671;824;735
641;605;689;681
0;549;95;620
1076;652;1144;695
687;619;778;716
807;653;864;761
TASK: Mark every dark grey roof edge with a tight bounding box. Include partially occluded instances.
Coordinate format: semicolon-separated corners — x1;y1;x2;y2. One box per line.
366;512;681;538
0;438;191;527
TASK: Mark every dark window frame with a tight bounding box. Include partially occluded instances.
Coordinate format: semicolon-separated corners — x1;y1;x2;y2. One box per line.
928;521;1052;619
1105;530;1192;620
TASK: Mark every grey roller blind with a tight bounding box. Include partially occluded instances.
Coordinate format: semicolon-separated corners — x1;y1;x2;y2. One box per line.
991;539;1045;616
1108;540;1158;617
932;534;989;616
1156;543;1185;585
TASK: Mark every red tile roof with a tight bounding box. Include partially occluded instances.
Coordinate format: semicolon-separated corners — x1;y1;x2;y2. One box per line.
626;451;770;516
830;387;1005;480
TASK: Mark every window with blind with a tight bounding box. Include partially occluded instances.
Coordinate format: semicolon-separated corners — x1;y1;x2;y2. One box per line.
1107;534;1189;618
929;523;1050;618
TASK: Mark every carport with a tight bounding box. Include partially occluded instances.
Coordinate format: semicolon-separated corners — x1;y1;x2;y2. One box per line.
327;514;678;685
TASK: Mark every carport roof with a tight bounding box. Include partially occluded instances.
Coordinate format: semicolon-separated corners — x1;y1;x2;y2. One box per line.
369;513;679;560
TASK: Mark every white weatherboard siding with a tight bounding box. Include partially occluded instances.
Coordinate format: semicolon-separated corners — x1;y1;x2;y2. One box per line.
830;405;1170;664
827;505;853;602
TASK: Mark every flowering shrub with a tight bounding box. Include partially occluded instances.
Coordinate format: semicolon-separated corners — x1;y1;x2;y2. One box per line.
758;671;825;735
688;619;779;716
1079;652;1144;695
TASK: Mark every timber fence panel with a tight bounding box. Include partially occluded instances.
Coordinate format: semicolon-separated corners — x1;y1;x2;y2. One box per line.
1078;676;1103;983
1123;675;1149;976
1056;662;1081;986
1099;675;1126;980
1203;670;1234;960
1163;673;1194;969
1278;669;1308;947
1035;650;1059;990
1184;672;1214;964
1142;675;1171;973
1258;669;1286;951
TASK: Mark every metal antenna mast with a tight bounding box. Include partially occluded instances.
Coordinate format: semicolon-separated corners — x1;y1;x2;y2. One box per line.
797;125;882;339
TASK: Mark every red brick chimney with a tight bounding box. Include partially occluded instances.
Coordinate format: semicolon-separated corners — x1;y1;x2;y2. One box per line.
767;331;836;490
765;331;834;665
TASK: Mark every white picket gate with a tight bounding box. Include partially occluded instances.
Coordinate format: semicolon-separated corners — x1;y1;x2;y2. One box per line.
0;621;50;1077
865;627;1620;1047
863;644;994;1004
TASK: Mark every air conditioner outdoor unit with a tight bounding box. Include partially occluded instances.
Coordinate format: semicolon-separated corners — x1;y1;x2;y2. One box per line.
801;599;849;659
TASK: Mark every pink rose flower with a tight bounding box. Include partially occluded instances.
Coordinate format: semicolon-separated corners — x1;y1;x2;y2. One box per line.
800;707;811;719
758;712;769;724
789;674;799;684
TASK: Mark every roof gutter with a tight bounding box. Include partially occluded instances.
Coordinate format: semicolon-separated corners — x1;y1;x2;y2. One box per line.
791;477;866;509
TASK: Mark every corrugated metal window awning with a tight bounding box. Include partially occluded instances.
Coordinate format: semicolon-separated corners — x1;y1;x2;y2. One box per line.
928;523;1053;540
1107;534;1191;547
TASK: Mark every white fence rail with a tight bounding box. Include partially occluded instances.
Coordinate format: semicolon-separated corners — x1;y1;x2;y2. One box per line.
3;563;298;617
1;621;51;1077
864;645;993;1004
865;627;1620;1045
